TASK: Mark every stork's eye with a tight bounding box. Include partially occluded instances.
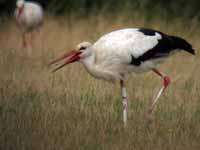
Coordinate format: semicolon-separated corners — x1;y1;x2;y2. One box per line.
79;46;86;50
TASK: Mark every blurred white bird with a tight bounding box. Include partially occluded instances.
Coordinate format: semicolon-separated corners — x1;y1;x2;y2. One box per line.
50;28;195;126
15;0;43;50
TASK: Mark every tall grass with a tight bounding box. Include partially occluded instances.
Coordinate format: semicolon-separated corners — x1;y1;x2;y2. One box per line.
0;14;200;150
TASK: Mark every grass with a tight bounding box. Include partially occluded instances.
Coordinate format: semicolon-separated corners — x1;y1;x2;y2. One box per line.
0;14;200;150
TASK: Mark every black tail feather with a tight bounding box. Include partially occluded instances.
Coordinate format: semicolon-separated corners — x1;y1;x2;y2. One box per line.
170;35;195;55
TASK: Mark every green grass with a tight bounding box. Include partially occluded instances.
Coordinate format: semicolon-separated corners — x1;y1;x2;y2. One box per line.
0;15;200;150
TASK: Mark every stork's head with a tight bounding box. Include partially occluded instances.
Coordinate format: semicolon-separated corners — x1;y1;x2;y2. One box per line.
16;0;24;8
49;41;92;72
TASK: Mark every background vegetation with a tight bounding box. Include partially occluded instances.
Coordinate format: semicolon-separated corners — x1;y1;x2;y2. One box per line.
0;0;200;150
1;0;200;20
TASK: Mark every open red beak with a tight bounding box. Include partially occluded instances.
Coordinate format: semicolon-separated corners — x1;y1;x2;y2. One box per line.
49;50;82;72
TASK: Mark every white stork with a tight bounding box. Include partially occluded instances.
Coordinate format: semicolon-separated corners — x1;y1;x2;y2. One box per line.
49;28;195;126
15;0;43;50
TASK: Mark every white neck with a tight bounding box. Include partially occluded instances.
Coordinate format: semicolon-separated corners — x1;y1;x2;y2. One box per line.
80;51;121;81
80;52;98;77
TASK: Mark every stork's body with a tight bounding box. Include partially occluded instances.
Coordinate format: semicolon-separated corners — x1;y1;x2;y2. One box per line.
15;0;43;50
50;28;195;126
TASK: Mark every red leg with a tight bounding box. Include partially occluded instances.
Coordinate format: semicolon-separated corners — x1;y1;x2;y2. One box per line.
22;33;32;49
152;68;170;90
145;69;171;122
25;33;33;56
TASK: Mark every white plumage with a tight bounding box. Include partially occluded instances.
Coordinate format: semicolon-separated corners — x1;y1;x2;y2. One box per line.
50;28;195;125
89;28;163;80
15;0;43;49
94;28;162;58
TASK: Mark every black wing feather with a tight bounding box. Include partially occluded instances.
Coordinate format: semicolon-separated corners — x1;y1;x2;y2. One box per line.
130;28;195;66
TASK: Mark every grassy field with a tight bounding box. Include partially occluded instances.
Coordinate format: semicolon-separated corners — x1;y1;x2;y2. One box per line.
0;14;200;150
